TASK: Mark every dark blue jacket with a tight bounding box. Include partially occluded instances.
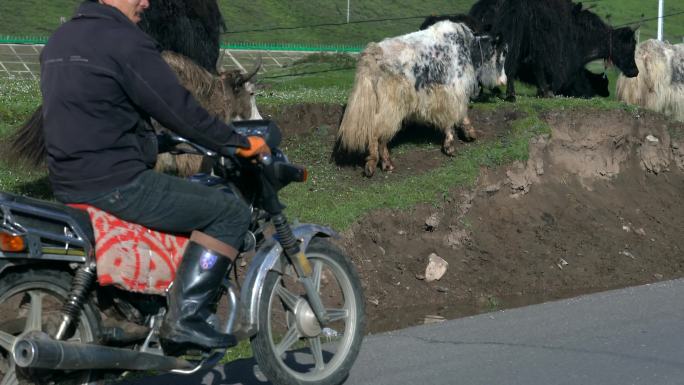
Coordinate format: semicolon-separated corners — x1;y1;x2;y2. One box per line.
40;1;247;196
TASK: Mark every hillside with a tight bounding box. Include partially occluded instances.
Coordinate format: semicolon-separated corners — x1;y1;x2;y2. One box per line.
0;0;682;45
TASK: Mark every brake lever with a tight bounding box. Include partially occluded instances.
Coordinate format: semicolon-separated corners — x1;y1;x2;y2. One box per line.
165;133;217;157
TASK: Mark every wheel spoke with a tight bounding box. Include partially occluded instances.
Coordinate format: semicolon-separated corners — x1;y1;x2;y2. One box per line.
0;331;16;352
275;326;301;358
326;308;349;323
0;367;18;385
312;261;323;292
309;336;325;372
275;283;300;312
23;291;44;333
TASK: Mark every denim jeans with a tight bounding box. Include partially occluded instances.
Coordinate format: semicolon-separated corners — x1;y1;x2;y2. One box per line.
55;170;250;250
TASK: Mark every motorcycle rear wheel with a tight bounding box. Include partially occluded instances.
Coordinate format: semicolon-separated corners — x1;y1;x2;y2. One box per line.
251;237;365;385
0;269;102;385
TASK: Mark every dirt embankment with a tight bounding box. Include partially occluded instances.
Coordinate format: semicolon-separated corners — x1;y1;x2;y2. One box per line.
264;104;684;333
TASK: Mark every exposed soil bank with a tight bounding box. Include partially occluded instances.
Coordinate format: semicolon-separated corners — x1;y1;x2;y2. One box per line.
265;103;684;333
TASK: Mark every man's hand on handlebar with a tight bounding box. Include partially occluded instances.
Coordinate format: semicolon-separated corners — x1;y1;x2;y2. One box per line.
235;136;271;158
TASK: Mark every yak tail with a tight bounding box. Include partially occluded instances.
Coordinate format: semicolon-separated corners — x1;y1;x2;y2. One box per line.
336;44;383;154
2;105;47;167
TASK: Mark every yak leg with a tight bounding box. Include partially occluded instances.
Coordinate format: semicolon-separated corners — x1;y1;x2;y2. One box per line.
505;77;517;102
379;139;394;172
534;67;554;98
364;139;380;177
462;116;477;141
443;125;457;156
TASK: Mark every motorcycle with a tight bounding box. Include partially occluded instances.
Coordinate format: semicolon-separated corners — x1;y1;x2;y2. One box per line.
0;120;365;385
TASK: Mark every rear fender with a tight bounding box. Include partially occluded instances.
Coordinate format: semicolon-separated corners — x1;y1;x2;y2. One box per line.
240;224;338;329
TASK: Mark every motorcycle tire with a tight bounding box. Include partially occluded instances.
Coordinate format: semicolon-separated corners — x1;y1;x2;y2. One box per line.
0;268;102;385
251;237;365;385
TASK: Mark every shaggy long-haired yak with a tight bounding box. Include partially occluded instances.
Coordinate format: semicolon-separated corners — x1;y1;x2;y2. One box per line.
336;21;507;177
617;39;684;122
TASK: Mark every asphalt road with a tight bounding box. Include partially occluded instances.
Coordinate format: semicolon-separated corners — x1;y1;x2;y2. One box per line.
122;279;684;385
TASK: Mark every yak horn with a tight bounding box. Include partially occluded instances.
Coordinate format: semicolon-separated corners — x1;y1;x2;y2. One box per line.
240;57;262;84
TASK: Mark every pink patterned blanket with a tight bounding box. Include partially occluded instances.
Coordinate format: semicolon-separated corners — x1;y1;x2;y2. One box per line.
69;204;188;295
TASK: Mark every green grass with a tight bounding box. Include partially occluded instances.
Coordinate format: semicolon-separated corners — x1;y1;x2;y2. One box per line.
257;53;355;106
220;340;253;363
0;57;645;219
277;98;553;230
0;76;48;198
0;77;40;132
1;0;682;45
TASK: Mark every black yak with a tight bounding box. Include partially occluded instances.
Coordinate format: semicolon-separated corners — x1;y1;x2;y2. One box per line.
419;14;484;32
139;0;226;73
337;21;507;177
469;0;638;101
517;67;610;98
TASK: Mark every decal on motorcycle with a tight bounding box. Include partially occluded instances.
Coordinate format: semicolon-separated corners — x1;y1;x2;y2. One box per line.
200;252;218;270
68;204;188;295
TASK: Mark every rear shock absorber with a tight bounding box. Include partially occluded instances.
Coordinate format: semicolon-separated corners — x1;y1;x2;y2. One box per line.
55;265;96;340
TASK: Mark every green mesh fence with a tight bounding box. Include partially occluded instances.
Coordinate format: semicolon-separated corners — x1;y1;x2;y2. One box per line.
0;36;363;52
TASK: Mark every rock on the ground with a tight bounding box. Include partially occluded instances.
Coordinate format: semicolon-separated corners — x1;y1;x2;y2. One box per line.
425;253;448;282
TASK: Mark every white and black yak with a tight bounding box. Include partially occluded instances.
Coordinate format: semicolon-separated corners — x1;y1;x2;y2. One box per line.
420;12;610;99
336;21;507;177
139;0;226;73
617;39;684;122
469;0;639;101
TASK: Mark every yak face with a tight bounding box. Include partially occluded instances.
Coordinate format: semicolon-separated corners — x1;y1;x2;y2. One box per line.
611;27;639;78
221;62;263;121
472;33;507;89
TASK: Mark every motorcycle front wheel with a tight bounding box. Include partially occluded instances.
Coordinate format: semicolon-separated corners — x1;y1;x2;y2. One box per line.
0;269;102;385
251;237;365;385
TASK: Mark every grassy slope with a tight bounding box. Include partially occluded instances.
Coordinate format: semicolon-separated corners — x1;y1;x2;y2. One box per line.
0;0;682;44
0;62;647;231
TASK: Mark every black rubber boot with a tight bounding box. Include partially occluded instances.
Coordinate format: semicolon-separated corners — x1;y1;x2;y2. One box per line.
160;241;237;355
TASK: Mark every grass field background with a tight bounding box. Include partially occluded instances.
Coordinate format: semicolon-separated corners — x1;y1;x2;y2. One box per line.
1;0;682;45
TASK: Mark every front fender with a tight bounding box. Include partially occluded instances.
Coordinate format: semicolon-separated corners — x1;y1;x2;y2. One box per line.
0;259;13;276
240;223;338;328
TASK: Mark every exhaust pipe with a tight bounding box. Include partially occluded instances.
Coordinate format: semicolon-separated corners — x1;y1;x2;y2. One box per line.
13;333;195;372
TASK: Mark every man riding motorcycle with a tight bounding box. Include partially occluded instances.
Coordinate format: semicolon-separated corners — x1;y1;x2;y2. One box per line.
39;0;266;354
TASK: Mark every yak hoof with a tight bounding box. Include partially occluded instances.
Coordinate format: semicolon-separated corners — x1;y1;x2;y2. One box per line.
381;159;395;172
505;94;516;103
464;127;477;142
364;161;377;178
443;144;456;156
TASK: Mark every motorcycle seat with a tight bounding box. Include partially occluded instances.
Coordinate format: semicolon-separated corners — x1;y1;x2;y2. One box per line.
0;191;94;244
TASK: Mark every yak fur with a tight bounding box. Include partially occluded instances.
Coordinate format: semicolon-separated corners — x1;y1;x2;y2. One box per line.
617;39;684;122
139;0;226;73
154;51;261;175
336;21;507;177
